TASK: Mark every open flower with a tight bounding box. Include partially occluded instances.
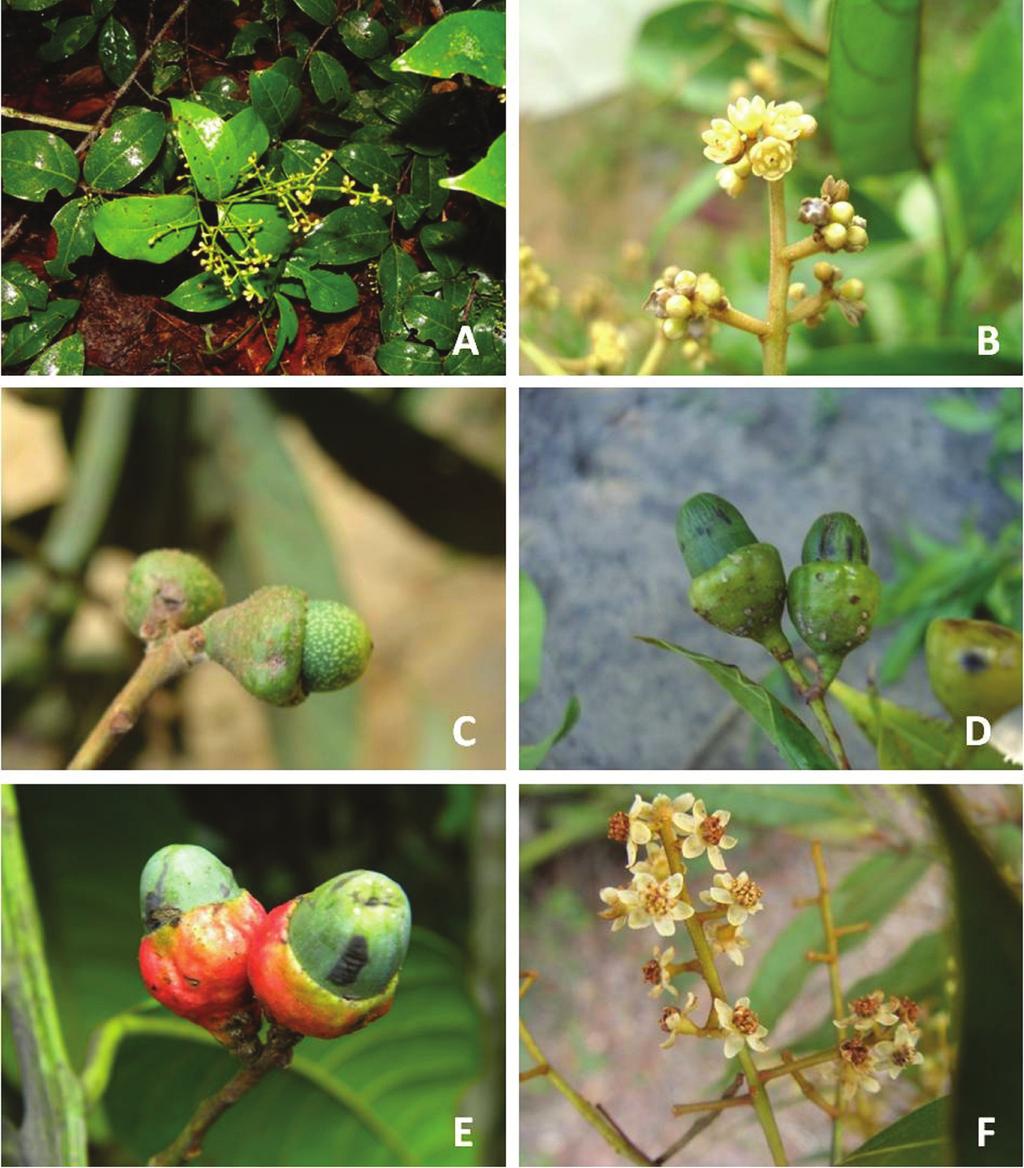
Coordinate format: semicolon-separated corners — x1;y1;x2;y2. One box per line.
714;997;770;1058
659;991;699;1048
597;886;630;932
835;989;899;1032
699;870;764;926
631;840;672;881
838;1037;880;1099
702;118;745;164
763;101;815;142
620;872;694;937
642;945;678;999
748;137;793;181
727;95;767;135
608;794;653;867
674;800;737;870
705;920;750;966
874;1024;924;1080
716;166;746;199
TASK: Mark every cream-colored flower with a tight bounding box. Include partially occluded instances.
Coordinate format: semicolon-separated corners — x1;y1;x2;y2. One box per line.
705;920;750;966
716;166;745;199
597;886;630;932
748;136;793;181
874;1024;924;1080
835;990;899;1032
701;118;745;164
763;101;812;141
838;1037;880;1100
620;872;695;937
727;94;767;135
674;800;737;870
631;840;672;881
642;945;678;999
648;792;695;833
699;870;764;926
714;996;770;1058
659;991;699;1048
618;794;654;867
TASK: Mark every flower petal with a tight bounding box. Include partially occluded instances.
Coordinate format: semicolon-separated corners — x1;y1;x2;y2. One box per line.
723;1034;744;1058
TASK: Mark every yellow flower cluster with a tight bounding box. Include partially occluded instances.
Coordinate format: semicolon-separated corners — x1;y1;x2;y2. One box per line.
583;319;627;374
799;176;869;253
645;266;723;368
702;95;817;197
190;216;275;304
520;243;559;311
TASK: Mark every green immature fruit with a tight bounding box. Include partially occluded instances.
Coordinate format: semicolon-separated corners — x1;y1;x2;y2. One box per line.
787;512;881;692
123;549;226;641
201;586;372;706
925;618;1022;724
677;493;790;660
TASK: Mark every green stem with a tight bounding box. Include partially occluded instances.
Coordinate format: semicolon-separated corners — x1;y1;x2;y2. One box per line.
810;842;846;1164
758;1047;840;1083
1;107;94;133
519;335;571;376
658;827;789;1167
637;329;668;376
1;786;88;1167
763;179;790;375
764;630;852;770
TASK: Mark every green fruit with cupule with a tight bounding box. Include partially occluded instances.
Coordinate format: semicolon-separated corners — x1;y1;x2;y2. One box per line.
925;618;1022;724
123;549;226;641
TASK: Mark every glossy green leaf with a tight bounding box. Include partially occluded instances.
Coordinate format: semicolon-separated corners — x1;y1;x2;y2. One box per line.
439;132;504;207
829;0;922;175
335;142;399;190
228;20;273;57
395;153;447;228
302;204;389;264
947;5;1023;246
378;243;418;340
38;15;98;62
309;51;351;109
1;276;29;321
164;272;236;312
520;696;581;769
1;131;79;202
170;99;258;201
392;11;504;87
97;16;136;86
7;0;63;9
375;338;442;374
93;195;199;263
829;680;1019;769
219;201;292;260
46;197;98;281
26;332;85;375
638;637;837;769
2;299;80;367
520;571;546;703
272;139;347;202
83;110;164;190
442;320;505;375
339;11;389;60
2;261;48;309
268;292;299;371
293;0;335;24
92;0;117;15
250;60;302;138
419;220;470;277
151;39;184;95
283;260;358;313
196;76;246;118
842;1097;950;1166
402;293;456;350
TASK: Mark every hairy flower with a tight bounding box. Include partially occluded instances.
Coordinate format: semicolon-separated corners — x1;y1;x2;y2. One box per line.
714;996;770;1058
659;991;699;1048
642;945;678;999
674;800;737;870
620;872;694;937
874;1024;924;1080
705;920;750;966
835;989;899;1032
727;95;767;136
699;870;764;926
702;118;745;164
748;137;793;181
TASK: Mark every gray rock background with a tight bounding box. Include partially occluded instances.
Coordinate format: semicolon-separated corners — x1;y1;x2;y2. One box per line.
519;387;1019;769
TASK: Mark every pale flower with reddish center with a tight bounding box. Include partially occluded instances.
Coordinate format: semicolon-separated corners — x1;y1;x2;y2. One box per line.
835;989;899;1032
597;886;630;932
642;945;678;999
620;872;694;937
699;870;764;926
874;1024;924;1080
674;800;737;870
659;991;699;1048
838;1037;880;1099
714;996;770;1058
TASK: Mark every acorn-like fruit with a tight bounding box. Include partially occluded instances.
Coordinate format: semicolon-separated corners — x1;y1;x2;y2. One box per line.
925;618;1022;724
677;493;791;660
248;870;411;1039
138;844;266;1056
123;549;226;641
200;586;372;706
787;512;881;692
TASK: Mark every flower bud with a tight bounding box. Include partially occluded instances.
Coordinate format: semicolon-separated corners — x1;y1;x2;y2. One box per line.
665;294;693;321
662;318;688;340
695;274;724;308
673;270;698;295
822;223;848;250
788;282;806;301
829;201;855;225
839;278;865;301
813;261;836;283
844;225;869;252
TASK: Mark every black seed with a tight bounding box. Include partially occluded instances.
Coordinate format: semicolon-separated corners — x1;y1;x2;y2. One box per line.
327;934;369;986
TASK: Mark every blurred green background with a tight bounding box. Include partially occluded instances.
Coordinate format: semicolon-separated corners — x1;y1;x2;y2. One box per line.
520;0;1022;375
3;783;504;1166
1;386;505;769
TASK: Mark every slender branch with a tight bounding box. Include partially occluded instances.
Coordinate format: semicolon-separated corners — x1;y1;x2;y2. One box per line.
1;107;95;133
67;626;207;769
1;786;88;1167
762;179;790;374
636;329;668;376
519;336;570;376
148;1025;301;1166
810;841;845;1163
712;303;769;337
782;1053;838;1118
2;213;29;250
671;1095;751;1117
758;1048;839;1083
657;827;789;1166
775;655;851;769
781;235;827;265
787;288;833;325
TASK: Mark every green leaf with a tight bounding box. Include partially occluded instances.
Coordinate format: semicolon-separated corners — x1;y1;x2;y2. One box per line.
2;261;49;309
638;637;837;769
196;75;246;118
97;16;136;87
439;132;504;207
7;0;64;9
419;221;470;277
339;11;389;60
164;272;236;312
374;338;442;374
392;11;504;87
1;275;29;321
947;4;1023;246
227;20;273;57
170;99;260;201
38;15;98;62
93;195;199;263
26;332;85;375
829;680;1019;769
335;142;400;191
378;243;418;339
292;0;335;24
402;294;456;349
748;849;932;1028
268;292;299;371
841;1097;950;1166
395;153;447;228
520;571;546;703
309;50;351;109
921;788;1023;1167
787;343;1021;377
83;109;164;190
283;261;359;313
92;0;116;15
302;204;389;264
928;396;997;434
219;201;292;260
2;299;79;367
1;131;79;202
46;197;98;281
250;60;302;138
520;696;582;769
829;0;922;175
